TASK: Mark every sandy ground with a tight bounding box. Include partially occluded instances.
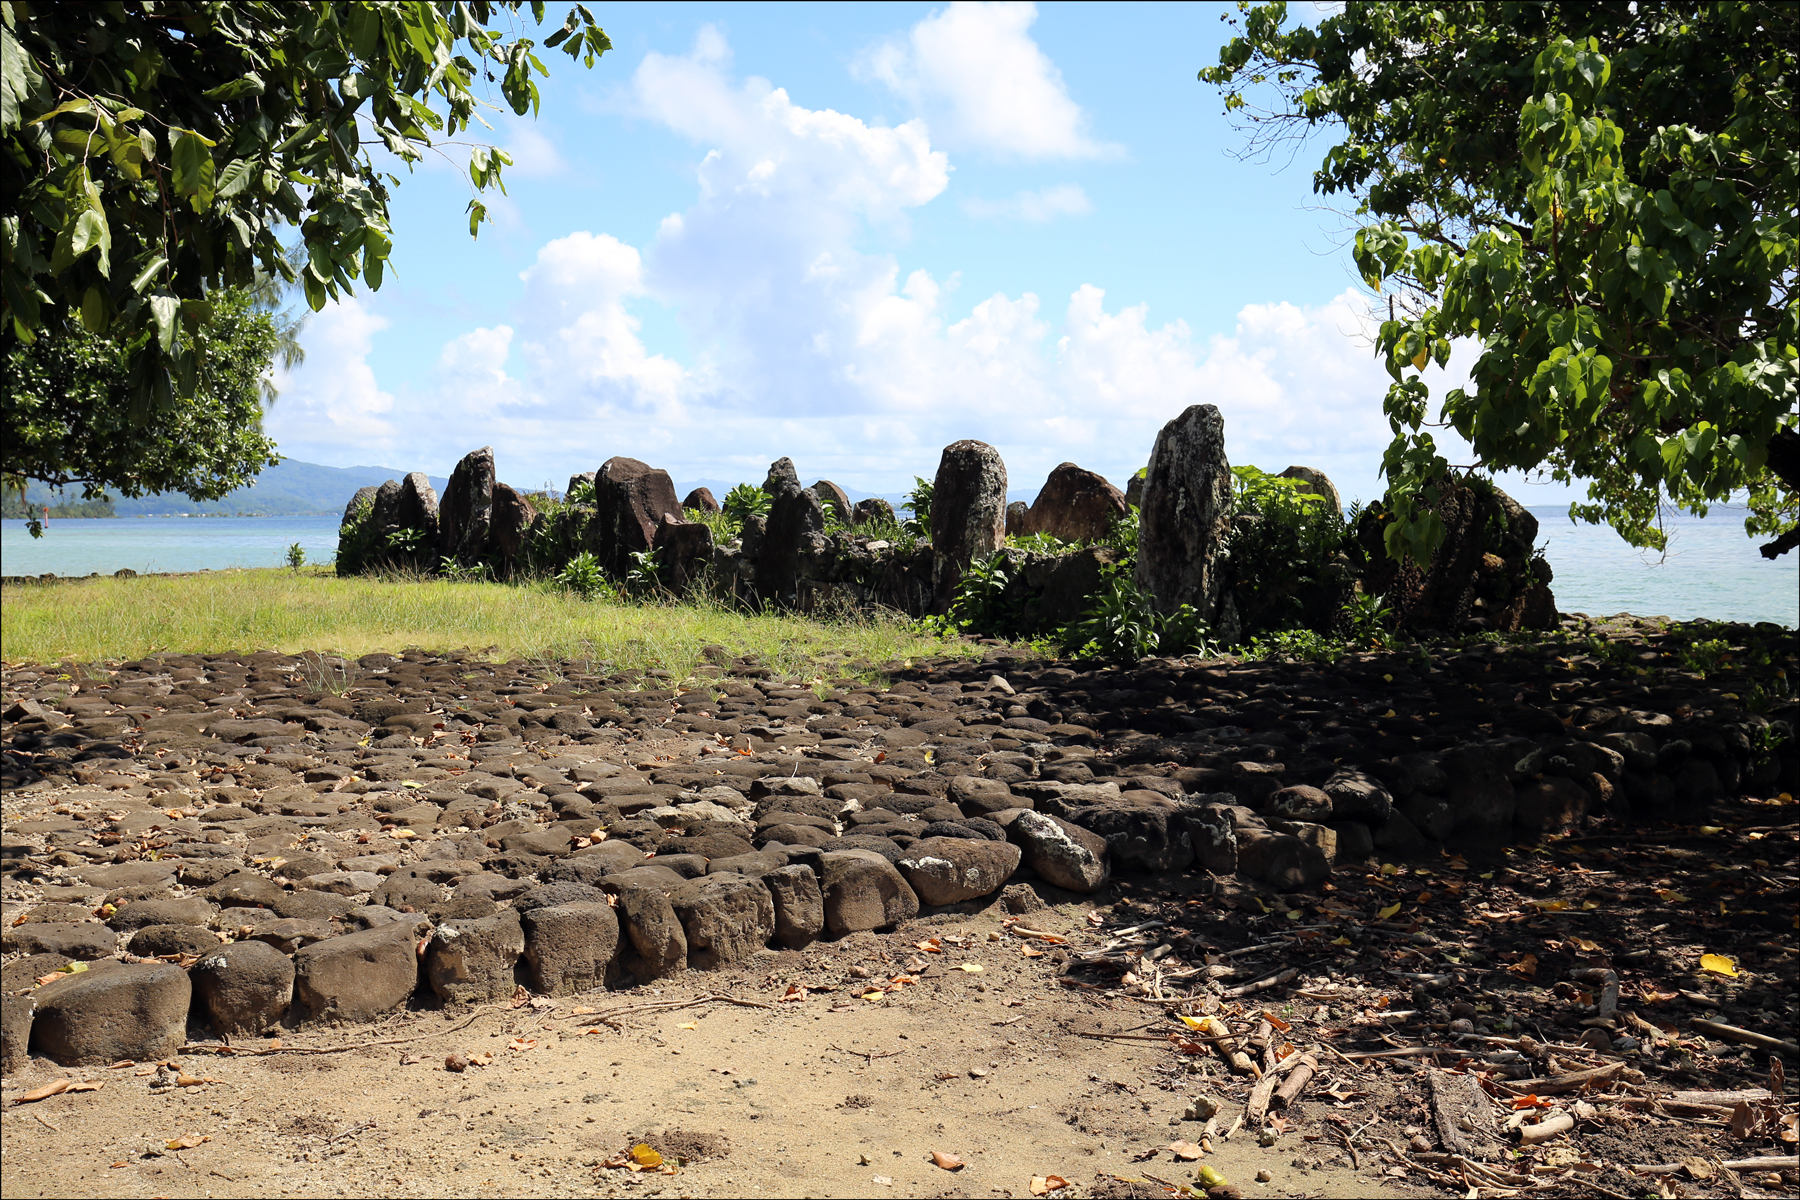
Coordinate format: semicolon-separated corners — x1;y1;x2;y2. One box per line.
1;901;1424;1200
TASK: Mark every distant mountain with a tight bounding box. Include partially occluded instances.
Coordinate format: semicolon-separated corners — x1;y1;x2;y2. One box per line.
13;460;449;519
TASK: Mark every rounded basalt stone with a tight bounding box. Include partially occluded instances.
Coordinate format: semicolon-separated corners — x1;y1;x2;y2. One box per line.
126;924;217;957
817;851;919;936
522;901;620;995
424;909;525;1004
192;940;295;1036
896;836;1022;906
205;871;286;909
106;896;217;931
514;882;609;913
30;962;191;1066
1006;811;1110;893
670;875;775;971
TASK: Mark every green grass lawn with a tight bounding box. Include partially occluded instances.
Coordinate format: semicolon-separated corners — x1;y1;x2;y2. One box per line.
0;568;979;676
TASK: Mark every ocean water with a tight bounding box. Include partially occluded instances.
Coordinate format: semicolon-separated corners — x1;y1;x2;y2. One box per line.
1;507;1794;627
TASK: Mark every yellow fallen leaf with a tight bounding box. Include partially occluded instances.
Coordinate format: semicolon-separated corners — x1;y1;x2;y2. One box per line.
1178;1014;1205;1030
955;963;984;973
1698;826;1724;835
1330;936;1353;946
1699;953;1738;977
629;1143;663;1168
675;1021;699;1030
1284;909;1302;920
1380;863;1399;876
1658;889;1691;903
1376;902;1402;920
1570;938;1602;953
1381;708;1397;718
860;989;885;1001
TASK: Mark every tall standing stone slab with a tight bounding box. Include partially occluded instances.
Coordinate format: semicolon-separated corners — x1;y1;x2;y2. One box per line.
930;440;1008;613
440;446;497;564
764;457;800;494
652;515;715;593
1136;405;1232;620
811;480;852;526
485;482;537;579
1023;462;1128;544
397;472;441;545
591;456;682;577
755;483;825;608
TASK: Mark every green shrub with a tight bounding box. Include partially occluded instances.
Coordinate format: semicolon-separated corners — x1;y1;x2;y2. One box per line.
722;483;771;530
1222;465;1358;639
1062;569;1163;663
902;476;933;539
555;551;610;600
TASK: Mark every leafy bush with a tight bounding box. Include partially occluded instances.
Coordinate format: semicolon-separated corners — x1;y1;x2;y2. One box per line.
685;505;736;547
721;483;771;531
567;478;596;505
556;551;610;600
1222;465;1358;638
440;558;494;583
902;476;933;539
1008;530;1077;554
1062;569;1163;663
948;552;1011;632
624;547;662;597
1243;628;1348;664
285;542;306;572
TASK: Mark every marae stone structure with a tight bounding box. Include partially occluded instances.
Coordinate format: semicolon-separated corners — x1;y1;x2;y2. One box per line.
2;620;1791;1070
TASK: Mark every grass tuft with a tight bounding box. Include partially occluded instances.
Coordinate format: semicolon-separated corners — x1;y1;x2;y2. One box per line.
0;568;985;678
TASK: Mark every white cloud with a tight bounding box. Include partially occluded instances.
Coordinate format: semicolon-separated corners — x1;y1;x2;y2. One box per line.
263;298;399;463
274;30;1418;504
856;2;1118;161
962;183;1092;222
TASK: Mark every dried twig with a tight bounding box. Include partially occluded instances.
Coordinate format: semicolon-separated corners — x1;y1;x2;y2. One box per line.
1690;1019;1800;1060
1629;1155;1798;1175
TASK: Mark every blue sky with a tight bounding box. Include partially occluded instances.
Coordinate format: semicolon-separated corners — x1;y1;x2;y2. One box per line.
267;1;1528;505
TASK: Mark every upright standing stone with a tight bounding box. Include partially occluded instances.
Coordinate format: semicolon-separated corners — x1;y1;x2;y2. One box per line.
652;514;716;593
929;440;1008;612
1277;466;1341;517
682;487;720;514
440;447;497;564
484;483;537;579
755;482;825;608
1023;462;1128;544
397;472;441;545
852;497;895;527
811;480;852;526
1006;500;1028;538
590;456;682;576
1136;405;1232;620
342;485;379;526
763;457;800;494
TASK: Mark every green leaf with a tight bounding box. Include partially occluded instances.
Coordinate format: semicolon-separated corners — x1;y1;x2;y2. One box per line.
148;294;180;352
202;73;265;101
215;158;255;199
129;257;169;293
79;285;107;333
171;129;218;210
69;206;112;276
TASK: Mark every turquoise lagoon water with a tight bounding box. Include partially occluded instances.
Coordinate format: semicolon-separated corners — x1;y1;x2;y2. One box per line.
1;507;1795;627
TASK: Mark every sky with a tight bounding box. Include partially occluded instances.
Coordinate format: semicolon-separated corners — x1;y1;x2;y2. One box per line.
265;0;1542;506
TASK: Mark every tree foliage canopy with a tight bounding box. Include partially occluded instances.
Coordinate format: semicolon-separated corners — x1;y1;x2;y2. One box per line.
1;0;609;416
1201;1;1799;560
5;287;281;532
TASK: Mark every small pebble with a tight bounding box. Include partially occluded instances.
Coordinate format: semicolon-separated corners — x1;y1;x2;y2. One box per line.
1255;1169;1272;1182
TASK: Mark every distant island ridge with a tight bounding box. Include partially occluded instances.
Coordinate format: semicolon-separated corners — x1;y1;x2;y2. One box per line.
4;459;1033;520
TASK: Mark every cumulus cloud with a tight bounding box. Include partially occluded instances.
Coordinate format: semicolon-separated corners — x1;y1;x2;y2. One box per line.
962;183;1092;222
855;2;1118;160
262;298;400;464
276;28;1414;503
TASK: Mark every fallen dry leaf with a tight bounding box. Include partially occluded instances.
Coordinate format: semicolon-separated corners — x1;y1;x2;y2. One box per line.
916;937;943;953
674;1021;699;1031
1699;952;1738;977
1030;1175;1071;1195
468;1052;494;1067
778;984;804;1003
166;1135;211;1150
13;1079;73;1104
1168;1140;1203;1161
1021;946;1045;958
954;963;984;974
930;1150;965;1171
629;1143;663;1169
1376;902;1402;919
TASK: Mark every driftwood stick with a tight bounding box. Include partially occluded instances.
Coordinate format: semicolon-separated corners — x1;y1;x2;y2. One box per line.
1690;1019;1800;1059
1222;967;1299;997
1198;1015;1257;1076
1272;1053;1318;1111
1629;1156;1799;1176
1518;1109;1576;1144
1498;1060;1622;1096
1245;1049;1306;1126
